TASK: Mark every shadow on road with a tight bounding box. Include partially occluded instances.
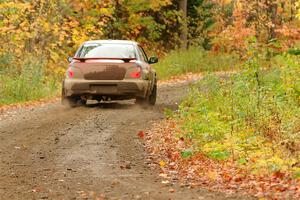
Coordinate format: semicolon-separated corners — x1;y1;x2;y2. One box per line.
80;100;179;113
85;101;135;110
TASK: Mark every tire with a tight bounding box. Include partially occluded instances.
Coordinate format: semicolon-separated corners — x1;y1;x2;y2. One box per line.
78;99;87;106
61;88;78;108
136;83;157;106
148;84;157;105
135;97;147;105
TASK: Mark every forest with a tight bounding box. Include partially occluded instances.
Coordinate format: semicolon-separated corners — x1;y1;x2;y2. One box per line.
0;0;300;198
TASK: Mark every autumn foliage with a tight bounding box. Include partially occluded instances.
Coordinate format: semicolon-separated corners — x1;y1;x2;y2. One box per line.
0;0;181;105
1;0;300;82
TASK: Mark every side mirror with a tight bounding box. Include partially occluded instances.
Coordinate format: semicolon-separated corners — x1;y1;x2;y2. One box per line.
67;56;73;63
148;56;158;64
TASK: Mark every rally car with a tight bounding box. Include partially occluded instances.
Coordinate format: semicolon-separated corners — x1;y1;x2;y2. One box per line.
62;40;158;107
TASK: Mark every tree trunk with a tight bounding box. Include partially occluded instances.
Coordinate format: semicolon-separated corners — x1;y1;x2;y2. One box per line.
179;0;188;49
290;0;295;21
268;2;277;41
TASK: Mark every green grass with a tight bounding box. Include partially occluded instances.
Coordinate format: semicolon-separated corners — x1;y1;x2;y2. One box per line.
0;55;59;106
173;53;300;175
154;47;241;80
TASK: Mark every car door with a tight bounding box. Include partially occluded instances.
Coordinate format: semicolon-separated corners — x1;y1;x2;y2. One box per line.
136;45;155;92
137;45;154;76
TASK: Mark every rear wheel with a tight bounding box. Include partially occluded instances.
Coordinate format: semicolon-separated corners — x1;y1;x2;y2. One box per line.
148;84;157;105
135;97;146;105
78;99;87;106
136;83;157;106
61;88;79;107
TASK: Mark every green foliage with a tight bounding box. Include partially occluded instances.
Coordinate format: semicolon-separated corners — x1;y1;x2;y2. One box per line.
164;108;175;118
294;169;300;179
208;150;230;161
155;47;240;80
288;48;300;55
187;0;216;49
181;150;193;158
175;53;300;174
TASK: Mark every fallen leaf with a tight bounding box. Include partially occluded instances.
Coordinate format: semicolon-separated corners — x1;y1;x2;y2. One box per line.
159;173;168;178
138;131;145;138
125;163;131;169
159;160;166;167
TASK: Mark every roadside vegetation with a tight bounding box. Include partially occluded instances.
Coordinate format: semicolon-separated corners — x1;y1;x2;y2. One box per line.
0;54;58;105
154;47;240;80
175;53;300;174
148;50;300;198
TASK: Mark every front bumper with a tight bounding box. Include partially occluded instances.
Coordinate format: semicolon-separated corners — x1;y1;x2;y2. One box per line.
63;79;149;97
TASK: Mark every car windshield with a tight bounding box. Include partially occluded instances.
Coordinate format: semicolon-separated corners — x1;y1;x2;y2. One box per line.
76;43;136;59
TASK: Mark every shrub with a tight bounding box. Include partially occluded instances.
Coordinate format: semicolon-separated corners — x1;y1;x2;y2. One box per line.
175;54;300;175
154;47;241;80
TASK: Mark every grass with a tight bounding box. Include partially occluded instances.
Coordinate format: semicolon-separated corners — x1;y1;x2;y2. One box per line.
172;53;300;175
0;55;59;106
154;47;241;80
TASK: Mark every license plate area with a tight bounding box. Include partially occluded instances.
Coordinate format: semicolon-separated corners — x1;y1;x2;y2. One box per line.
90;84;117;94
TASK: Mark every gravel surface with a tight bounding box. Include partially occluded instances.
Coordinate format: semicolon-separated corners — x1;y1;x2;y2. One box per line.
0;81;251;200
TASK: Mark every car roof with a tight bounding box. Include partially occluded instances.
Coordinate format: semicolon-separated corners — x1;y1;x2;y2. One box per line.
84;40;138;45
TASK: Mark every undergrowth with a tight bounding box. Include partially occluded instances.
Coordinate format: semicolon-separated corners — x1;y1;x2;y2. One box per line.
0;54;59;106
174;53;300;176
154;47;241;80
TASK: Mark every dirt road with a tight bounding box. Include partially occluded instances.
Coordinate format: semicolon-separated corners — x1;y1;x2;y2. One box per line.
0;81;250;200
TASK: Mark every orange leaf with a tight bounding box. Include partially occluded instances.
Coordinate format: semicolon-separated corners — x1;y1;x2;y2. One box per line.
138;131;145;138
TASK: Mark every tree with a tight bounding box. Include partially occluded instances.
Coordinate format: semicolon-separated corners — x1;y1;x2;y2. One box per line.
297;0;300;19
187;0;216;49
179;0;188;49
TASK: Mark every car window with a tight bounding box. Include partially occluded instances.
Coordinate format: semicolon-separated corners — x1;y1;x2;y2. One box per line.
137;46;148;62
76;43;136;58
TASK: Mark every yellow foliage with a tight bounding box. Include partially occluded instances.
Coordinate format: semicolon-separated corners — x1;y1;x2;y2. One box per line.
150;0;172;11
0;2;30;10
297;1;300;19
